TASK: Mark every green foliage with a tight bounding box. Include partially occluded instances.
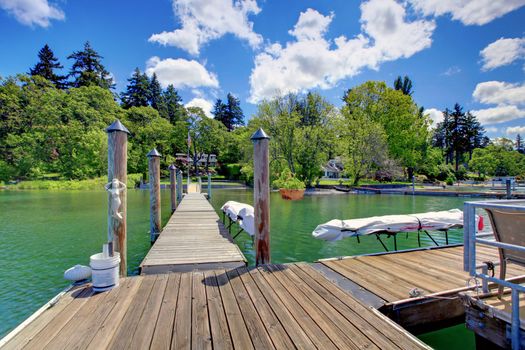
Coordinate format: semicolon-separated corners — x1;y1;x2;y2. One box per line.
29;44;67;89
343;81;429;175
469;145;525;177
213;93;245;131
224;164;242;180
240;164;254;185
253;92;333;186
121;68;150;108
67;42;114;89
272;168;305;190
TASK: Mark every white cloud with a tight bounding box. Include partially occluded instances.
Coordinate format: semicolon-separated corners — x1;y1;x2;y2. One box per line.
424;108;443;125
480;37;525;71
248;1;435;103
506;126;525;135
185;98;214;118
145;56;219;89
473;81;525;106
0;0;64;27
442;66;461;76
471;105;525;125
149;0;262;55
408;0;525;26
485;126;499;133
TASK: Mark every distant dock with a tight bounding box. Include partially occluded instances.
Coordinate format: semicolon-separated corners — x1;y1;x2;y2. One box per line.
140;193;247;274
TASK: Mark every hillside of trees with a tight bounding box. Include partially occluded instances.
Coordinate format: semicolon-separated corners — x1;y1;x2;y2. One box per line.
2;43;525;186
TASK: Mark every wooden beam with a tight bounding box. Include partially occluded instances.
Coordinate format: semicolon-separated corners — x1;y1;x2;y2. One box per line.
148;148;162;243
169;164;177;213
106;119;129;277
251;128;270;265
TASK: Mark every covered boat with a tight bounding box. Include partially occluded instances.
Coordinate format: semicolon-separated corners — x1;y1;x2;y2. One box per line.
313;209;483;251
221;201;255;237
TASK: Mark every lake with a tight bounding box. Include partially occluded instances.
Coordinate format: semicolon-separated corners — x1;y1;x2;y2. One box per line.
0;188;475;348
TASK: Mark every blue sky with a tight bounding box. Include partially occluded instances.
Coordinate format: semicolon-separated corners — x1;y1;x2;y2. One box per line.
0;0;524;138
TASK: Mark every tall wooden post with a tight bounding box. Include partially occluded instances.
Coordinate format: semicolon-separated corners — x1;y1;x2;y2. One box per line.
106;120;129;277
169;164;177;212
251;128;271;265
207;173;212;199
147;148;162;243
177;170;183;202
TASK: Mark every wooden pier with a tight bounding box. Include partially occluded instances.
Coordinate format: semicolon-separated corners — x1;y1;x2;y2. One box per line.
140;193;246;274
1;265;430;350
317;245;525;334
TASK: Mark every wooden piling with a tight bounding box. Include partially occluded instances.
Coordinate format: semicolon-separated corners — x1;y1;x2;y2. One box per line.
106;120;129;277
177;170;183;202
169;164;177;213
148;148;162;243
207;173;212;199
251;128;271;265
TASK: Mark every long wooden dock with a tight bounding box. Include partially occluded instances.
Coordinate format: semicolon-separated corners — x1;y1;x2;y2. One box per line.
317;245;525;333
140;193;246;274
1;264;430;350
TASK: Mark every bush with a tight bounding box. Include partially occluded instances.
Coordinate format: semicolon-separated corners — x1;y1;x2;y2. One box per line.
272;168;305;190
455;165;467;180
436;164;455;181
445;176;455;186
224;164;242;180
240;164;254;186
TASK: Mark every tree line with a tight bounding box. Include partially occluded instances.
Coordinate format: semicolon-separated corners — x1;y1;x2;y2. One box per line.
2;43;525;186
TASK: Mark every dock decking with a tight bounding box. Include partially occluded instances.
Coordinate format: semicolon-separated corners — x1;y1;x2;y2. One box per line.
140;193;246;274
1;264;430;350
318;245;525;333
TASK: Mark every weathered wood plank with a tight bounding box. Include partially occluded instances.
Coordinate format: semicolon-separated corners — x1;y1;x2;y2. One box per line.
150;273;181;350
22;287;94;350
191;272;212;350
108;275;157;350
203;271;233;350
86;277;143;350
172;273;192;350
215;270;254;350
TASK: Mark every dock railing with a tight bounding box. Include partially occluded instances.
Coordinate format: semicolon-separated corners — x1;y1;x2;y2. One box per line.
463;199;525;349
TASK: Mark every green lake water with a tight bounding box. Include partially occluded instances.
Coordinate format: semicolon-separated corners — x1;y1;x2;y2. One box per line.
0;188;476;348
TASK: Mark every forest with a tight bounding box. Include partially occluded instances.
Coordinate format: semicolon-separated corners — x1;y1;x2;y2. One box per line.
1;42;525;187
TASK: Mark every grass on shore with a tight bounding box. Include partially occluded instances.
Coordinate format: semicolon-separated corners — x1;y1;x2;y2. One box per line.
5;174;143;190
318;179;411;186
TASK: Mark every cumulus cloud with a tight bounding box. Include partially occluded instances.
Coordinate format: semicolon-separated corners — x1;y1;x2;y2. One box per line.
424;108;443;125
471;105;525;125
506;126;525;135
149;0;262;55
473;81;525;106
480;37;525;71
408;0;525;26
0;0;64;27
248;1;435;103
145;56;219;89
185;97;214;118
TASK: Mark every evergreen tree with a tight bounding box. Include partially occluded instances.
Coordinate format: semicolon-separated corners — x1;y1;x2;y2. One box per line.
148;73;163;110
464;111;485;160
121;68;149;108
517;134;524;154
225;93;244;130
29;44;67;89
163;85;185;124
393;75;413;96
212;99;227;126
67;41;114;89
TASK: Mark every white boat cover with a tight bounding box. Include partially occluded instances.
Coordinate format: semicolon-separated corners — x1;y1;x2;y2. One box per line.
313;208;478;242
221;201;255;237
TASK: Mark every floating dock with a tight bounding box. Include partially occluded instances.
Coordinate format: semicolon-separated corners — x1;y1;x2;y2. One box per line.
318;245;525;334
140;193;246;274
